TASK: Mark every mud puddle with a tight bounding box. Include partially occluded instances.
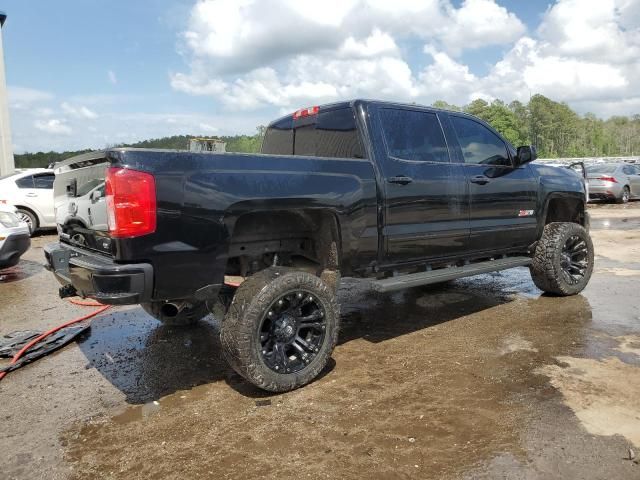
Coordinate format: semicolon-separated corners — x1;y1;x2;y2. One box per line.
3;208;640;479
60;270;638;479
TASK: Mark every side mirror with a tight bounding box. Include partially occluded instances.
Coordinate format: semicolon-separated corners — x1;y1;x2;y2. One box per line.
516;145;537;166
91;190;103;202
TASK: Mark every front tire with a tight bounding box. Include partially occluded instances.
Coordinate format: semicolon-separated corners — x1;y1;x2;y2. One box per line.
220;267;340;392
530;222;594;296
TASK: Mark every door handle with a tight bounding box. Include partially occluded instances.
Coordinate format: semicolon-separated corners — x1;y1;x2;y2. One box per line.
470;175;490;185
388;176;413;185
25;192;38;197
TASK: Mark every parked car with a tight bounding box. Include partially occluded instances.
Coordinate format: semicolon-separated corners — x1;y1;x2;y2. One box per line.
586;163;640;203
0;204;30;269
55;179;107;246
45;99;592;392
0;169;56;235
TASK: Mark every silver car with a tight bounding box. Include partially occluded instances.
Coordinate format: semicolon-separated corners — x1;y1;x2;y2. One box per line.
586;163;640;203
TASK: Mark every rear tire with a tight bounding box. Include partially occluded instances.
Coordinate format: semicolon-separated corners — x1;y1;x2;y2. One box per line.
220;267;339;392
530;222;594;296
616;186;630;204
16;208;37;236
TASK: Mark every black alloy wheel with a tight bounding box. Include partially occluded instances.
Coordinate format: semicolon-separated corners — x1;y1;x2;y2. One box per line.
221;268;340;392
559;234;589;285
259;290;327;374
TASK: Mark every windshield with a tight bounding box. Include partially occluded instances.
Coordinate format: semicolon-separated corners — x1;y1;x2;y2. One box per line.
76;178;103;197
586;164;617;175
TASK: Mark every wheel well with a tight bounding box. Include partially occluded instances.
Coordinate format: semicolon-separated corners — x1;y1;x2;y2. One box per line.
64;218;87;229
545;197;585;225
14;205;40;228
226;210;341;281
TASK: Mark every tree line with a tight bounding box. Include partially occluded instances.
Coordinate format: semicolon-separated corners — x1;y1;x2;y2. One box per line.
14;94;640;168
433;94;640;158
14;130;265;169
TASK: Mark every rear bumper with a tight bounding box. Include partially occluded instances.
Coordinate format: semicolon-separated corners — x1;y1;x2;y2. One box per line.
44;242;153;305
0;233;30;268
588;183;622;199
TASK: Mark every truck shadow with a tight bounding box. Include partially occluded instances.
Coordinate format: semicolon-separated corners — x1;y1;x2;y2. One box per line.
337;267;538;345
78;268;544;402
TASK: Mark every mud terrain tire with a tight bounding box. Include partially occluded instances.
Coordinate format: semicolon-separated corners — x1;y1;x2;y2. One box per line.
530;222;594;296
220;267;339;392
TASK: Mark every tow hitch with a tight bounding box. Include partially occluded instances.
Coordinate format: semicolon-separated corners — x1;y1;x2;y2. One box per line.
59;284;77;299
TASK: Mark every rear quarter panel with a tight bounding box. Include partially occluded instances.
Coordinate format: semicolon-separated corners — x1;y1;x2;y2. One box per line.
108;149;378;300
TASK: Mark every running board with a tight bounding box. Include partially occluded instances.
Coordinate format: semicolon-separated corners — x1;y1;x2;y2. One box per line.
371;256;532;293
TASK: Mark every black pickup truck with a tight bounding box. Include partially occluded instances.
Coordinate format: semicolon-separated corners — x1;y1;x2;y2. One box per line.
46;100;593;392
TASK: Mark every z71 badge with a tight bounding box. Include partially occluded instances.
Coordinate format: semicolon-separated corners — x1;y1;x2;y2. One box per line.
518;209;535;217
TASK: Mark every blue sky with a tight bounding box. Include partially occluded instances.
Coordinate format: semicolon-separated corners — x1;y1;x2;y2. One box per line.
3;0;639;153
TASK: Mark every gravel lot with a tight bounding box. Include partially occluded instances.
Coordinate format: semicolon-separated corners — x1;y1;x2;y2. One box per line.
1;203;639;479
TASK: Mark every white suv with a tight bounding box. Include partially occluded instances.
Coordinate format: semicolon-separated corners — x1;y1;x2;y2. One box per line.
0;169;56;235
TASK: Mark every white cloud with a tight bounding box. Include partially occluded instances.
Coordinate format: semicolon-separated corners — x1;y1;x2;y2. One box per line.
337;29;399;59
171;0;640;117
108;70;117;84
61;102;99;120
8;86;54;110
537;0;639;63
198;122;219;133
172;0;526;107
440;0;526;55
11;106;268;153
34;119;73;135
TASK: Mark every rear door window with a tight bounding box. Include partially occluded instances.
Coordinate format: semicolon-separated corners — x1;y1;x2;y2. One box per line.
379;108;450;163
261;117;294;155
15;175;35;188
450;116;511;167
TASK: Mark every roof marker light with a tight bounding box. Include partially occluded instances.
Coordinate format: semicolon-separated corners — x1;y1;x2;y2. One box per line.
293;106;319;120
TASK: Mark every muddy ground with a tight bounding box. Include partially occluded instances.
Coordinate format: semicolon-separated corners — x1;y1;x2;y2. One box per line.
1;203;640;479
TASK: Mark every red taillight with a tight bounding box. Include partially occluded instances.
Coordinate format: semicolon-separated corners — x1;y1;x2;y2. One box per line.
105;167;156;238
293;105;319;119
597;176;617;183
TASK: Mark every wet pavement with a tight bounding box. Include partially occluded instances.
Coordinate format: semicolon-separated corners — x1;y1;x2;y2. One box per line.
1;203;640;479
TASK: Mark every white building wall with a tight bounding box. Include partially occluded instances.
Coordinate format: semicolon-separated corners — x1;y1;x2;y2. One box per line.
0;19;14;176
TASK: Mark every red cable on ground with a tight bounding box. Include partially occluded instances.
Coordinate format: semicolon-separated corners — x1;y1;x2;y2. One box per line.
0;301;111;382
68;298;106;307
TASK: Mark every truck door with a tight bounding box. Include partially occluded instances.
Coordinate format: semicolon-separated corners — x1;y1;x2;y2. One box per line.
372;106;469;264
446;114;538;253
